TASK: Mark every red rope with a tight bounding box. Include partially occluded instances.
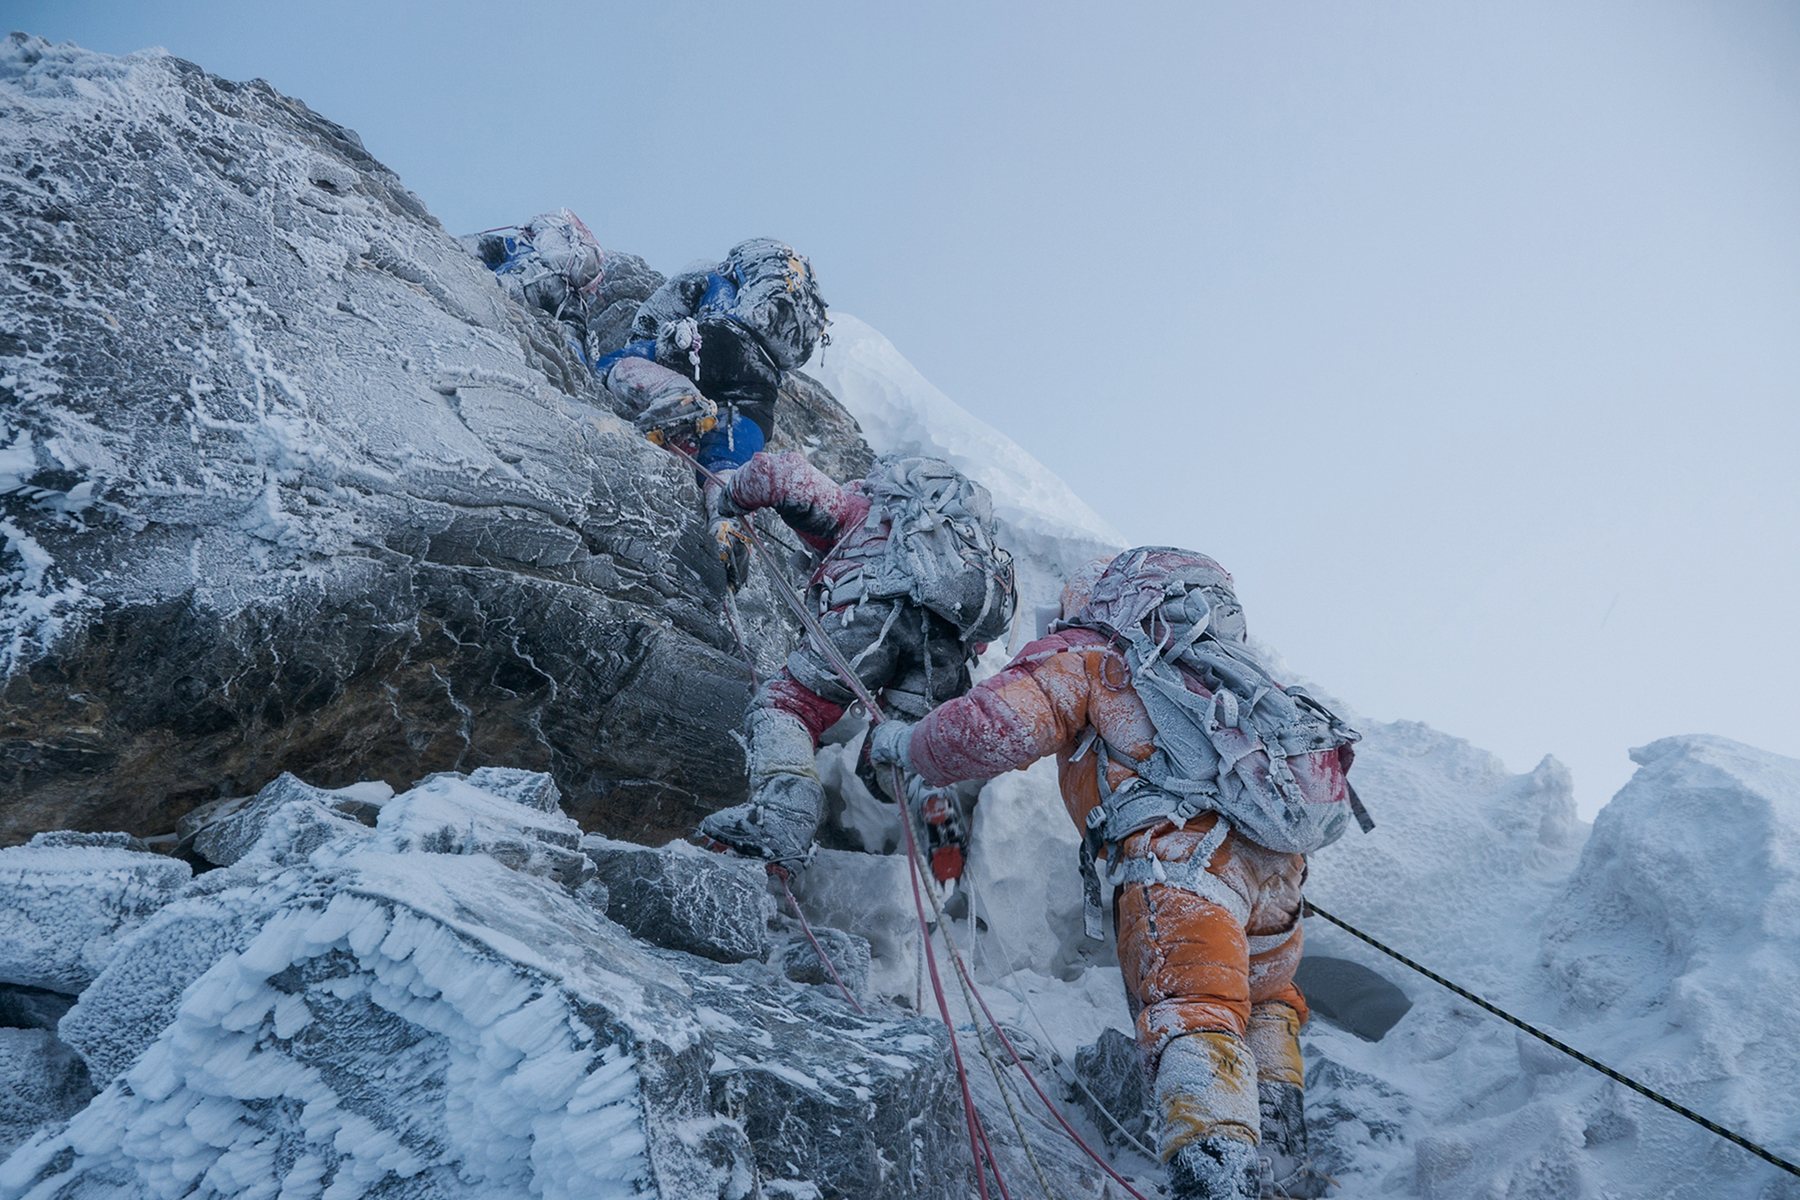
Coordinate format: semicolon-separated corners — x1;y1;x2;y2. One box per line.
771;865;864;1015
669;443;1154;1198
895;760;996;1200
971;1104;1015;1200
943;924;1152;1200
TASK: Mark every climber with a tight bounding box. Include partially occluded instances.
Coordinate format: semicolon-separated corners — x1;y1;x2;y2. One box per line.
696;451;1016;892
471;209;606;366
865;547;1365;1200
597;240;828;584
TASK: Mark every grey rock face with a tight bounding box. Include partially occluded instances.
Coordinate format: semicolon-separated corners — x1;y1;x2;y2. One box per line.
1073;1026;1153;1153
774;370;876;484
776;924;873;998
582;836;770;964
0;835;191;993
695;958;970;1199
0;1028;93;1157
585;249;665;360
0;36;870;850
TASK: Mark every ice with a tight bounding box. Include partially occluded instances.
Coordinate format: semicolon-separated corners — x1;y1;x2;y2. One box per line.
0;837;191;994
4;31;1798;1200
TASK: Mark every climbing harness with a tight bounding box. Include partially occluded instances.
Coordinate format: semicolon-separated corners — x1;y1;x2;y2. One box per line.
1303;900;1800;1181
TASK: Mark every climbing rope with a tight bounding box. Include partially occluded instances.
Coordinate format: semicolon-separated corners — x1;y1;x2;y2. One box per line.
770;864;864;1015
1303;900;1800;1181
964;874;1160;1162
668;443;1147;1197
934;852;1062;1200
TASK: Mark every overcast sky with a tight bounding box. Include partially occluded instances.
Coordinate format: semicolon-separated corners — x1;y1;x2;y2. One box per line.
16;1;1800;815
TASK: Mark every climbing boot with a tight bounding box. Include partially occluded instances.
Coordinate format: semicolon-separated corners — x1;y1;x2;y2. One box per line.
1157;1031;1262;1200
1167;1133;1260;1200
699;707;824;866
1257;1081;1331;1198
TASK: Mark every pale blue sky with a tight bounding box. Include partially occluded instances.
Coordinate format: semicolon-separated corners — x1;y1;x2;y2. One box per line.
16;1;1800;813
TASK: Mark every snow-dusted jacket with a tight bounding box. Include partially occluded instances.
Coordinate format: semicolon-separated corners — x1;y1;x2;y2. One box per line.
728;452;1014;646
726;450;872;562
901;628;1357;850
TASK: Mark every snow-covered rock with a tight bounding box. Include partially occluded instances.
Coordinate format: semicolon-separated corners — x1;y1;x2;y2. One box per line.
0;34;870;849
6;769;986;1199
776;925;873;999
581;836;770;965
0;1028;91;1158
184;774;389;868
0;833;191;993
1073;1027;1152;1152
693;959;966;1198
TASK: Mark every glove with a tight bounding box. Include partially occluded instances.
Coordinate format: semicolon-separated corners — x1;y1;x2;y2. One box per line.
634;390;718;445
866;719;914;769
710;516;752;591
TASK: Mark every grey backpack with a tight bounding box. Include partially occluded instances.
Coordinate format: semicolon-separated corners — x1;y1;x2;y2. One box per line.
831;457;1016;645
1065;548;1367;858
720;238;829;371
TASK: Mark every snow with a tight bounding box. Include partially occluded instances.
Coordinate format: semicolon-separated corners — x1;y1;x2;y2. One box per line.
5;33;1798;1200
799;326;1800;1199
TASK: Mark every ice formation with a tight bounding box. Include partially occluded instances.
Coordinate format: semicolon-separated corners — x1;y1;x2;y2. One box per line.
4;32;1798;1200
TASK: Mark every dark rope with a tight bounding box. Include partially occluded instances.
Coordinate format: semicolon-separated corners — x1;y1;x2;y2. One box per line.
1302;900;1800;1180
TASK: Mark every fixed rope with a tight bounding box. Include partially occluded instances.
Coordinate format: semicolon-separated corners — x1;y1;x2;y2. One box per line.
770;865;864;1015
965;875;1160;1163
668;444;1147;1196
1303;900;1800;1181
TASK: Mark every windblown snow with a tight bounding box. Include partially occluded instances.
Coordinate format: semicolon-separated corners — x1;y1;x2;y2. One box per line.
5;35;1800;1200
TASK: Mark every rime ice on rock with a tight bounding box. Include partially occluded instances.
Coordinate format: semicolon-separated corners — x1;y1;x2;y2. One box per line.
776;925;872;998
0;34;872;849
0;834;191;994
693;960;969;1199
5;853;754;1200
0;1028;92;1157
1073;1027;1152;1152
376;769;593;889
581;836;770;964
184;773;390;868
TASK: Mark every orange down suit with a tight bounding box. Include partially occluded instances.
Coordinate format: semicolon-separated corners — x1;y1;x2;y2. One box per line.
902;627;1310;1148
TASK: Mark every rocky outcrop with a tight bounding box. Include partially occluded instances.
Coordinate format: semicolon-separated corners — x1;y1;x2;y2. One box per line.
0;35;869;848
0;832;191;993
2;766;975;1200
581;836;770;964
0;1029;91;1158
